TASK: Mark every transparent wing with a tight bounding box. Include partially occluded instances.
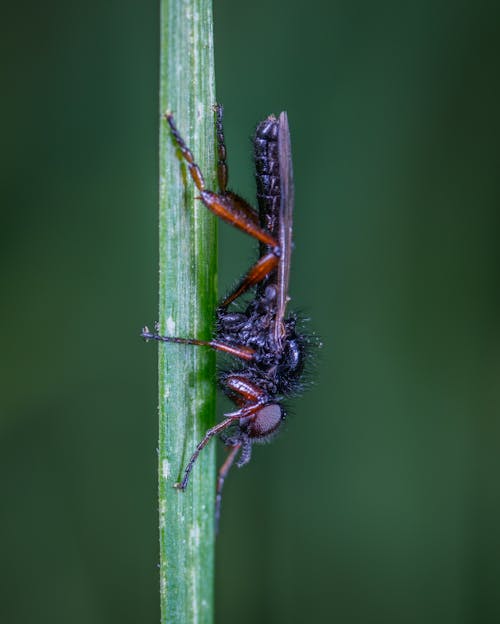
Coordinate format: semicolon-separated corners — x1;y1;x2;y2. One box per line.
274;111;294;343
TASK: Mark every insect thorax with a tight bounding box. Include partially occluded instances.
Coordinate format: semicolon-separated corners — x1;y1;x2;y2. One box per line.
216;293;305;397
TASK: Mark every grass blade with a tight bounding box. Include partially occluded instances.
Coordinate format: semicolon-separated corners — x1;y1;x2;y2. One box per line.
158;1;217;622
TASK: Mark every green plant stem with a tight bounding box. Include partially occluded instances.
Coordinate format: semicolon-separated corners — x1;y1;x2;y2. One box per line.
158;1;217;623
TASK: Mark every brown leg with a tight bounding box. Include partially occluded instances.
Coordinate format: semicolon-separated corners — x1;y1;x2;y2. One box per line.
220;251;279;308
214;104;228;193
174;417;236;491
140;327;255;361
174;403;259;491
198;190;277;247
215;442;241;532
165;112;277;247
214;106;259;225
224;191;260;227
224;374;267;403
165;112;206;191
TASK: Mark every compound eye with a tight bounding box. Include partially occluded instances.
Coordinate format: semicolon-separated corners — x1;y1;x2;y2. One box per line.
248;404;283;439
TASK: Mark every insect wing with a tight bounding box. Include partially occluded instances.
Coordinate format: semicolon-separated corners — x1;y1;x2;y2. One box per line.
274;111;294;343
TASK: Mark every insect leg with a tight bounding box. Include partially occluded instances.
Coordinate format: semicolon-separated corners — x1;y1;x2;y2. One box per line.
175;417;236;491
219;251;279;308
214;104;228;193
140;326;255;361
166;112;276;246
224;374;267;403
215;442;241;532
215;105;261;227
175;403;259;491
165;112;206;191
198;190;278;247
236;436;253;467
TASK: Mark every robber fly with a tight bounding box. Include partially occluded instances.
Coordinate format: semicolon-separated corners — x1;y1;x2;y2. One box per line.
142;106;308;524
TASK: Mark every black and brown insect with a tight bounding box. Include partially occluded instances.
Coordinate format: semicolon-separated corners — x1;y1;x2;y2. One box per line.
142;106;309;524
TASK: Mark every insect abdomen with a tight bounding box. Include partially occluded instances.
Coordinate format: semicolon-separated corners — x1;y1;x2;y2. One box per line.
254;116;280;236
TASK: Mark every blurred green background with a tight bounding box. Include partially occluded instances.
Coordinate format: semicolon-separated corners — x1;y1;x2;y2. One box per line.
1;1;499;622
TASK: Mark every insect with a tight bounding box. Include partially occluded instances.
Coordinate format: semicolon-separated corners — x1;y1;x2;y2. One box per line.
142;106;309;525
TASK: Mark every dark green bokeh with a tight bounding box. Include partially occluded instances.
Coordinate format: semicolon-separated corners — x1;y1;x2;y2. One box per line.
1;2;499;623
